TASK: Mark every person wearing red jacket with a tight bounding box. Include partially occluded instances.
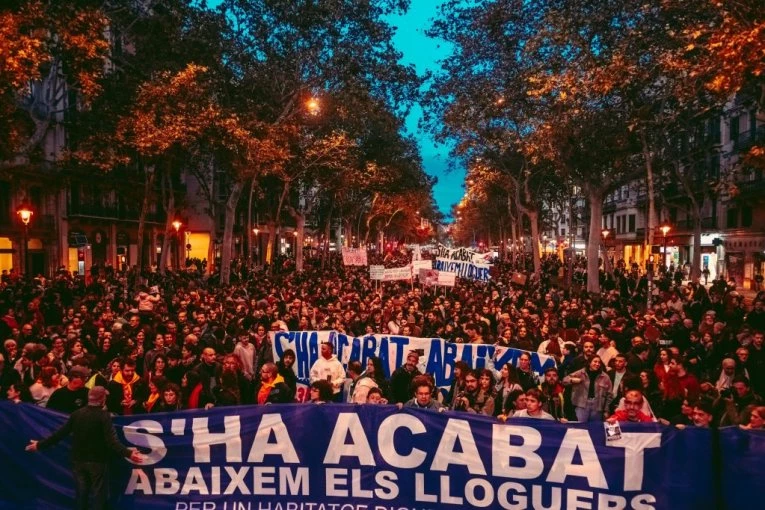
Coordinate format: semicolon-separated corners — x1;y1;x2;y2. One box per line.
608;389;654;423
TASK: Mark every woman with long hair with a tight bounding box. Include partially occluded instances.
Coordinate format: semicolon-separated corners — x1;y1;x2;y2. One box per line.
653;348;673;382
563;356;613;422
474;369;496;416
494;363;523;416
639;369;664;418
181;371;203;409
142;376;166;413
741;405;765;430
351;357;389;403
517;352;540;391
29;366;59;407
147;354;168;383
497;389;527;422
152;383;182;413
309;380;334;403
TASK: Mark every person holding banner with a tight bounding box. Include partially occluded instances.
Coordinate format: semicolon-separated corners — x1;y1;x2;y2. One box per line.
390;351;422;404
350;357;389;403
25;386;143;510
564;356;613;422
257;363;293;404
401;379;445;411
309;342;345;402
513;389;555;420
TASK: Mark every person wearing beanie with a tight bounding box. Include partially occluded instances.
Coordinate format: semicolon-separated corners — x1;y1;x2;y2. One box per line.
26;386;143;509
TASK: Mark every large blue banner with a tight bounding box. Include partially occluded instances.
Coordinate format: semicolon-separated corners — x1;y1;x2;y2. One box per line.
271;331;557;401
0;401;729;510
719;427;765;508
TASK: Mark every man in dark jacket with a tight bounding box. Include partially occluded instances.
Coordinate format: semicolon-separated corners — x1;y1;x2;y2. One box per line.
390;351;422;403
47;366;90;414
257;363;293;404
26;386;143;509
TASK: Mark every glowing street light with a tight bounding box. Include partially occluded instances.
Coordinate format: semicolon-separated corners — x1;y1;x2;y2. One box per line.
17;205;33;226
16;202;33;276
306;97;320;115
660;222;672;270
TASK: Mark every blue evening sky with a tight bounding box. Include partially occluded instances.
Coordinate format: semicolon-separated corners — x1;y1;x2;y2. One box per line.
206;0;462;215
386;2;463;216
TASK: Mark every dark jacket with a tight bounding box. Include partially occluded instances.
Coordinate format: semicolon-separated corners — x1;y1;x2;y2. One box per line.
38;405;132;463
390;366;422;404
265;381;294;404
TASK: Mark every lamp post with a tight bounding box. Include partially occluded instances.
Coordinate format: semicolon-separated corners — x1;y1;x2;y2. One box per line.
253;228;260;266
16;203;33;277
660;222;671;273
601;228;611;273
172;220;182;270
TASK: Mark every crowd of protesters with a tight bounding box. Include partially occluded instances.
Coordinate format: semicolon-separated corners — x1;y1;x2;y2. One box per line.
1;247;764;431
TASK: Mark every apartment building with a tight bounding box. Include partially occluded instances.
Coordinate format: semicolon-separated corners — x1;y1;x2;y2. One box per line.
600;94;765;288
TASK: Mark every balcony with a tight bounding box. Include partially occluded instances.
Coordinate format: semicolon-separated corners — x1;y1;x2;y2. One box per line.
68;202;166;224
673;216;717;231
733;176;765;202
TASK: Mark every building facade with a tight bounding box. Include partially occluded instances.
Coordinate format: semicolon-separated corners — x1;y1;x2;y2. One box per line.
600;95;765;288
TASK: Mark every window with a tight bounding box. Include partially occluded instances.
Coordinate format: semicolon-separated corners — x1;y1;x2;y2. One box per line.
561;228;566;237
628;214;636;233
727;208;738;229
741;207;753;228
0;182;10;225
709;117;721;144
750;109;757;134
30;187;43;213
730;116;740;143
708;154;720;180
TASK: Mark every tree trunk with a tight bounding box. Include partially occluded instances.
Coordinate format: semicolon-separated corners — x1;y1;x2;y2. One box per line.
220;180;244;285
158;170;175;273
286;205;307;271
691;204;703;283
641;130;658;249
527;210;542;279
586;187;604;294
136;165;156;275
266;222;276;266
247;177;256;264
267;182;290;274
295;214;306;271
508;195;517;267
321;203;333;270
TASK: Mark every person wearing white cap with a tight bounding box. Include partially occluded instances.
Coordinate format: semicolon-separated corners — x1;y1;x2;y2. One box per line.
26;386;143;509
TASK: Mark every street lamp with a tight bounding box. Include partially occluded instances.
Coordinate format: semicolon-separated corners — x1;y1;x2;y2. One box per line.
306;97;320;116
601;229;611;273
172;220;182;270
660;222;671;271
253;228;260;265
16;203;33;277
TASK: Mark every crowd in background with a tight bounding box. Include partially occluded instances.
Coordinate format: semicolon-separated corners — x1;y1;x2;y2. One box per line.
1;249;764;430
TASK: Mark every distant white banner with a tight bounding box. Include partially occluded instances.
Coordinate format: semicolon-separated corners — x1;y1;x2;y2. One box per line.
342;247;368;266
419;268;457;287
381;265;413;281
369;265;385;280
369;265;412;281
411;259;432;272
434;243;492;264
